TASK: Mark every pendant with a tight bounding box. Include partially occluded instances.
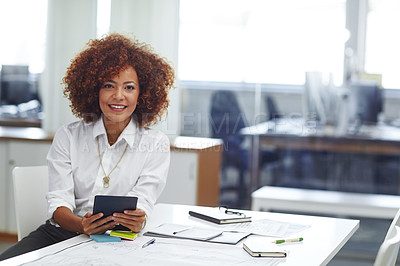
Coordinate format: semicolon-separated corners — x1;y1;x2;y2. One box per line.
103;176;110;188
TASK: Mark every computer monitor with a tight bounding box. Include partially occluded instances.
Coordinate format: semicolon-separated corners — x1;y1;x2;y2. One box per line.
348;81;382;125
0;65;39;105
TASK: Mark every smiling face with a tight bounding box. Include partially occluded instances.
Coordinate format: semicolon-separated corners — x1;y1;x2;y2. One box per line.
99;66;140;134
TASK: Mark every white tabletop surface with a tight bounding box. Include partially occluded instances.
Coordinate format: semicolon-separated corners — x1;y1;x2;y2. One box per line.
0;203;359;266
252;186;400;219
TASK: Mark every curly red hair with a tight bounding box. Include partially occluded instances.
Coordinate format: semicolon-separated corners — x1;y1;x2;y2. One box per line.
63;33;175;127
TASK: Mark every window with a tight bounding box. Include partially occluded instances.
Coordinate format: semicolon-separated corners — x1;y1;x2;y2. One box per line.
0;0;47;73
179;0;347;86
97;0;111;38
0;0;112;73
179;0;400;89
365;0;400;89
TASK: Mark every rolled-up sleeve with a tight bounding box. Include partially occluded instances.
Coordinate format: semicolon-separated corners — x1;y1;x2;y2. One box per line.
128;132;170;216
46;126;76;220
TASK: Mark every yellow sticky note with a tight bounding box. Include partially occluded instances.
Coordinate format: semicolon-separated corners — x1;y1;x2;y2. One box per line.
110;231;138;241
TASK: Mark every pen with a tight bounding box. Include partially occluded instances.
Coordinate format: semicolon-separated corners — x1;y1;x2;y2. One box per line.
173;227;193;235
272;237;304;244
142;238;156;248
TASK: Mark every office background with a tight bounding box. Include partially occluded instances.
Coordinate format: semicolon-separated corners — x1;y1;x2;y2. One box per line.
1;0;400;265
1;0;400;132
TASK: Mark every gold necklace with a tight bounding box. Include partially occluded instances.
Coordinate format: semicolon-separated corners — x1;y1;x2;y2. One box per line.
97;136;129;188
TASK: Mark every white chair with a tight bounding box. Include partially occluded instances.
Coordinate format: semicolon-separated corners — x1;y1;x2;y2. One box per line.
13;165;48;241
374;208;400;266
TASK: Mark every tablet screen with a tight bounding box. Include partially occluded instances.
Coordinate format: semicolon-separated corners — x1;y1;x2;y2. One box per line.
93;195;138;231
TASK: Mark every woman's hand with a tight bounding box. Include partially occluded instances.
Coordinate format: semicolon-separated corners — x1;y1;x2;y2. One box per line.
111;208;146;232
81;212;117;235
53;206;116;235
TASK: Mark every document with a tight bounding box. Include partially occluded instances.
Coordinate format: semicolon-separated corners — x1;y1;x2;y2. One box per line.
25;236;285;266
216;219;310;238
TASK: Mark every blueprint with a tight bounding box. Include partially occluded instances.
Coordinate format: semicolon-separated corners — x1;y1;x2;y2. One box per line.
25;236;285;266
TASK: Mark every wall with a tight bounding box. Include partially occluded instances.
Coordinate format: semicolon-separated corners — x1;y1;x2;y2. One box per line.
41;0;97;134
110;0;181;139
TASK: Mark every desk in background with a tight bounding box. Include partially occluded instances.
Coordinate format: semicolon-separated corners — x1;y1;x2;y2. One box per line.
241;119;400;200
1;203;360;266
0;117;41;128
0;127;53;242
159;136;223;207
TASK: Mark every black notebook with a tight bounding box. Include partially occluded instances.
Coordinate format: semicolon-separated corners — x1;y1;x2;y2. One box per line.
189;208;251;224
243;239;287;258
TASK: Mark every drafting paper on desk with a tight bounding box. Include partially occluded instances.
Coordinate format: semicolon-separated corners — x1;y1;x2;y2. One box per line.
144;223;223;241
222;219;310;237
25;236;284;266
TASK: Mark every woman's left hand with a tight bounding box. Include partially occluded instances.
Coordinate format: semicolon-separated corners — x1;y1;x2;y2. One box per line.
112;208;146;232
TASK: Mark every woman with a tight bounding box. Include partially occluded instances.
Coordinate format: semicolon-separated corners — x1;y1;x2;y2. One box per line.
0;33;175;260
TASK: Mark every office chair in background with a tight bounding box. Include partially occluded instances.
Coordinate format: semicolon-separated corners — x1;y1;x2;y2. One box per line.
265;95;282;121
374;208;400;266
258;95;282;187
210;90;248;209
13;165;48;241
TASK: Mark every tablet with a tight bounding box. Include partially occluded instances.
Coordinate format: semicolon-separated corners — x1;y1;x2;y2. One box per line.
93;195;138;231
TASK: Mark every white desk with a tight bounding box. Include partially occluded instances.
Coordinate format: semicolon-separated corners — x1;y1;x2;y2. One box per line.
252;186;400;219
1;203;359;266
241;119;400;198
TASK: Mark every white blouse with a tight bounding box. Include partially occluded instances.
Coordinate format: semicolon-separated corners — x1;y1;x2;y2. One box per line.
46;117;170;223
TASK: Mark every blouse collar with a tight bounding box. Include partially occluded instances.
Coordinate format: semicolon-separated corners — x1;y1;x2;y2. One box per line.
93;116;138;148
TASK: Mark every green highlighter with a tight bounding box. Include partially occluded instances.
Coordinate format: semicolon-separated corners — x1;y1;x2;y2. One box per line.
273;237;303;244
